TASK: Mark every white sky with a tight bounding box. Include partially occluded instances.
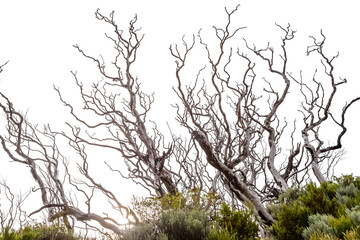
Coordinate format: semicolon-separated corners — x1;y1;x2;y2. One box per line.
0;0;360;213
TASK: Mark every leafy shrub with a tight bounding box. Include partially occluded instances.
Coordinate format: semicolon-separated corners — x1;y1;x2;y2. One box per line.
271;201;309;240
159;192;187;210
0;223;85;240
215;203;259;240
207;225;236;240
128;189;224;240
308;230;359;240
121;222;168;240
309;230;338;240
269;175;360;240
131;196;162;222
302;214;336;239
342;230;360;240
333;175;360;190
299;182;342;217
303;211;360;240
0;227;19;240
158;188;220;214
329;215;355;239
332;176;360;215
345;206;360;225
121;222;154;240
131;188;220;223
158;209;209;240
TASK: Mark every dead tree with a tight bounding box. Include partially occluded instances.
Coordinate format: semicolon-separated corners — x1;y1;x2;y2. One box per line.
54;9;213;198
0;89;139;237
1;5;359;232
170;6;359;224
0;181;33;231
0;9;214;237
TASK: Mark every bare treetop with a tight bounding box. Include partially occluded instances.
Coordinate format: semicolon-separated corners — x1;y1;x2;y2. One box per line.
0;5;359;237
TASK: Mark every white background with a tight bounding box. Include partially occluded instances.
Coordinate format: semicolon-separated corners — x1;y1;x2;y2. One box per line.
0;0;359;214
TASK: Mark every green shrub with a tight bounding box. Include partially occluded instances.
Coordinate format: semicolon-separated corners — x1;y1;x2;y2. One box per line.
158;209;209;240
302;214;336;239
0;223;85;240
333;175;360;190
345;206;360;225
308;230;359;240
129;190;223;240
343;230;360;240
299;182;343;217
335;185;360;209
302;210;360;240
215;203;259;240
0;227;19;240
309;230;338;240
329;215;355;239
121;222;154;240
121;222;168;240
131;196;162;222
271;201;309;240
207;225;236;240
269;176;360;240
131;189;220;223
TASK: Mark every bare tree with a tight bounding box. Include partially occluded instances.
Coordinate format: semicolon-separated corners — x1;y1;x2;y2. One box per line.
170;6;360;224
1;5;359;235
54;9;214;199
0;9;213;237
0;89;140;238
0;181;33;231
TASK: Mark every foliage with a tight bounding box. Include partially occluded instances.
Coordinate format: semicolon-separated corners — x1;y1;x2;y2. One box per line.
334;176;360;208
158;188;220;212
207;225;236;240
309;230;339;240
121;222;154;240
302;211;360;240
127;190;259;240
269;175;360;240
299;182;342;217
158;208;209;240
158;192;188;210
128;190;212;240
122;208;209;240
345;206;360;225
0;223;88;240
121;222;167;240
215;203;259;240
271;201;309;240
131;196;162;222
131;188;220;223
302;214;337;239
308;230;359;240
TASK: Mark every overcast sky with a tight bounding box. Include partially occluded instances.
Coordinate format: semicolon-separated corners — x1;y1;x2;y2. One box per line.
1;0;359;208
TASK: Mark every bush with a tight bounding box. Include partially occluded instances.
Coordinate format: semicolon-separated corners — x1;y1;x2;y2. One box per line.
308;230;359;240
302;214;337;239
271;202;309;240
335;178;360;209
131;189;220;223
309;230;338;240
269;175;360;240
207;225;236;240
127;189;224;240
215;203;259;240
121;222;155;240
299;182;343;217
0;223;85;240
158;209;209;240
303;211;360;240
